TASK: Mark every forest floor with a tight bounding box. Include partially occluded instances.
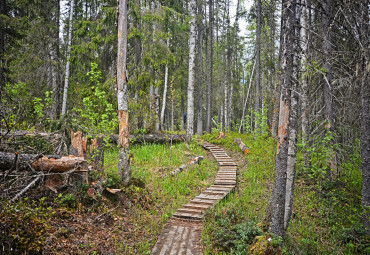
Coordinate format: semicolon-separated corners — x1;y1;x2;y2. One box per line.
1;131;368;254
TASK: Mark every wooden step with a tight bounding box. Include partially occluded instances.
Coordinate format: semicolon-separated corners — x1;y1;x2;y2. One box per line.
172;212;203;220
183;203;212;210
176;207;205;215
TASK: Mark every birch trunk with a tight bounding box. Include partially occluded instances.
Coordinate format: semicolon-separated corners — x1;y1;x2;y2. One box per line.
270;0;296;238
205;0;213;133
300;0;310;169
284;3;301;231
50;0;60;120
186;0;197;140
160;39;169;129
61;0;74;116
255;0;262;130
196;0;203;135
117;0;130;184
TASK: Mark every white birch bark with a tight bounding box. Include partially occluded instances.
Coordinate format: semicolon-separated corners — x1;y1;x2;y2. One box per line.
300;0;310;169
160;39;169;129
61;0;74;116
186;0;197;140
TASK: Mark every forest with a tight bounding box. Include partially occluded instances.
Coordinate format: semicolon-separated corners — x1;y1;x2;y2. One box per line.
0;0;369;254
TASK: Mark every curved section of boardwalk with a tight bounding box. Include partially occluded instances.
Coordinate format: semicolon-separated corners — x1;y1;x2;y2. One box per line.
152;142;237;255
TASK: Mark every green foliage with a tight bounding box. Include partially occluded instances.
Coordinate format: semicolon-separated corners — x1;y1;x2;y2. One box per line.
33;90;52;118
206;206;263;254
306;131;339;186
0;197;52;253
56;193;78;209
253;104;269;138
73;62;118;134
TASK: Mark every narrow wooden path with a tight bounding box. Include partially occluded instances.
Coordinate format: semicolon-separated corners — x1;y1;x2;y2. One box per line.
152;142;237;255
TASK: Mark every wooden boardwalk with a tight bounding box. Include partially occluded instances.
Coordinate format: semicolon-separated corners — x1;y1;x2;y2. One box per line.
152;142;237;255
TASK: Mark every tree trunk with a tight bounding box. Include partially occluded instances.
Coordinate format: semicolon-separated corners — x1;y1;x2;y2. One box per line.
322;0;336;178
300;0;310;169
117;0;130;184
0;0;5;105
61;0;74;116
360;61;370;236
359;0;370;236
205;0;213;133
196;0;203;135
160;39;169;130
255;0;262;130
69;131;86;158
186;0;197;140
50;0;60;120
284;3;301;231
239;58;256;133
270;0;296;238
271;5;284;138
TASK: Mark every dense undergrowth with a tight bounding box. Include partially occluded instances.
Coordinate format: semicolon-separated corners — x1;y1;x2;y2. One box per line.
202;131;369;254
0;141;218;254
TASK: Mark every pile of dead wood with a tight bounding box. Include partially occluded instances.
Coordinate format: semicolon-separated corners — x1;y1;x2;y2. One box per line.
0;130;187;200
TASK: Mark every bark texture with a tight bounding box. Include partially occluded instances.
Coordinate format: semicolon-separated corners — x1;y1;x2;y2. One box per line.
0;151;86;173
205;0;213;133
284;3;301;230
186;0;197;140
361;62;370;236
270;0;296;238
117;0;130;184
300;0;310;169
255;0;262;130
196;0;203;135
61;0;74;116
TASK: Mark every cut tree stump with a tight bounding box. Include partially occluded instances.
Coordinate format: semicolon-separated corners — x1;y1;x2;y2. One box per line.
70;131;87;158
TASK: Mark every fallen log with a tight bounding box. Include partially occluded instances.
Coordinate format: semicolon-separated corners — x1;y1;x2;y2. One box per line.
0;151;87;173
110;133;186;145
2;130;186;145
0;130;67;155
163;156;204;177
234;138;250;154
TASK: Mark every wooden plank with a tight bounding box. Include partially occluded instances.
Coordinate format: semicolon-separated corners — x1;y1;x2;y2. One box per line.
178;227;190;254
159;225;178;255
176;208;205;215
169;225;184;255
190;198;215;205
172;212;203;220
183;203;212;210
196;193;224;200
219;162;237;166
